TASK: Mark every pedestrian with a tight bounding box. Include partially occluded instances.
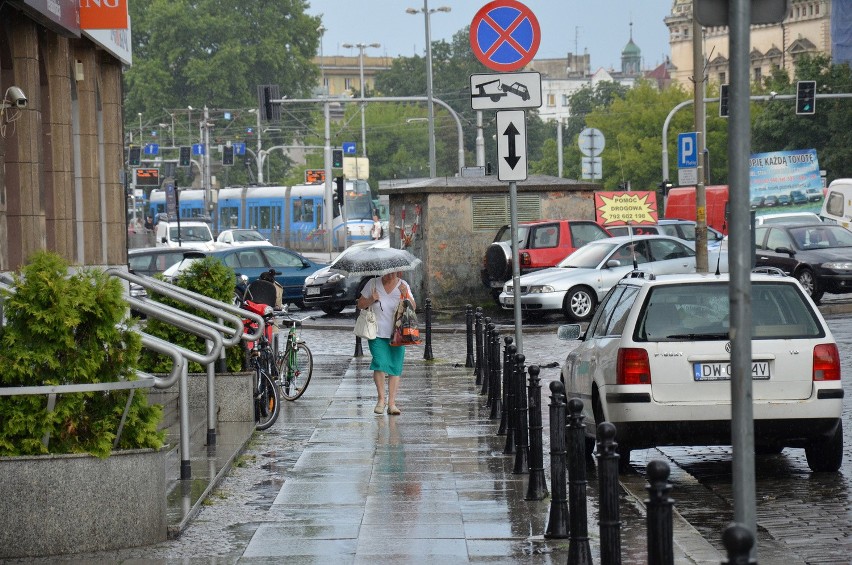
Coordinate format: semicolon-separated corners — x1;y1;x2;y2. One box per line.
356;271;415;415
144;216;154;231
371;213;383;240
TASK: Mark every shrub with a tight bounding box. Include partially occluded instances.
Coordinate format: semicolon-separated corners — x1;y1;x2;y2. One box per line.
0;251;164;457
138;256;245;373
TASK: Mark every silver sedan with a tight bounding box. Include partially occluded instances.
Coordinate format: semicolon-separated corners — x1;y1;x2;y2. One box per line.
499;235;720;321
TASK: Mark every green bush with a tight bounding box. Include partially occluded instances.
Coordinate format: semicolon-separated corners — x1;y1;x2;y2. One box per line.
0;251;164;458
138;256;245;373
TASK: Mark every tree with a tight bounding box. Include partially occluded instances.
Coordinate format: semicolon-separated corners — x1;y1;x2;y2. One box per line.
125;0;320;132
753;54;852;182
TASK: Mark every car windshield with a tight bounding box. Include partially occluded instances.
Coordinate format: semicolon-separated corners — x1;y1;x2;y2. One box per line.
234;231;265;242
170;226;212;242
636;281;823;341
495;225;530;247
789;225;852;248
760;213;821;225
558;241;618;268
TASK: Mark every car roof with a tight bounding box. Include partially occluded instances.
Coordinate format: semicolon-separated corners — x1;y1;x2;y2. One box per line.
128;246;190;256
592;234;687;244
619;270;793;288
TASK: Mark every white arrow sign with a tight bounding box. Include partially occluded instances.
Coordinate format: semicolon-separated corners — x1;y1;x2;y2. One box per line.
496;110;527;182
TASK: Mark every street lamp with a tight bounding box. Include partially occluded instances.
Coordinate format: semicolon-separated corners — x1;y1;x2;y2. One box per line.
137;112;143;143
317;25;327;95
342;41;381;157
406;2;451;178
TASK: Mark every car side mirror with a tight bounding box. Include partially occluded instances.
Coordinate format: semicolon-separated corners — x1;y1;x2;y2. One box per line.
775;246;795;256
606;259;622;268
557;324;582;341
160;237;167;244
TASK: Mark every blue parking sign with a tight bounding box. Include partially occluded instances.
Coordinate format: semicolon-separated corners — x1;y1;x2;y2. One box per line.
192;143;205;156
342;142;356;155
677;132;698;168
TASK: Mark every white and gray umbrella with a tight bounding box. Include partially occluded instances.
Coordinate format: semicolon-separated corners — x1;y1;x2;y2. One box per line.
330;247;421;277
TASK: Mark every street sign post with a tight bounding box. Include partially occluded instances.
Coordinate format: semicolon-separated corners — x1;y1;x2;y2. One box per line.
469;72;542;110
470;0;540;72
581;157;602;180
343;157;369;180
342;142;357;155
678;132;698;168
496;110;527;182
578;128;605;157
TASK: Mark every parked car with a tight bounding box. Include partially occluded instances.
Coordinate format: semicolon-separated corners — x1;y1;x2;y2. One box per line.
127;246;195;303
558;270;843;473
215;229;271;247
498;235;717;321
777;194;792;206
302;238;390;315
481;220;611;298
750;195;766;209
155;219;216;251
162;245;326;306
753;223;852;303
807;187;824;202
604;219;725;251
764;195;779;207
754;212;822;226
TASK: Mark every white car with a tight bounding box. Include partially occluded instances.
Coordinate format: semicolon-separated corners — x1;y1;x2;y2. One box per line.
499;235;724;321
754;212;823;226
558;270;843;473
215;229;272;247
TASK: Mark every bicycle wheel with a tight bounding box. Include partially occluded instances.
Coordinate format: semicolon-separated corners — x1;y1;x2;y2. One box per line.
278;342;313;401
254;367;281;430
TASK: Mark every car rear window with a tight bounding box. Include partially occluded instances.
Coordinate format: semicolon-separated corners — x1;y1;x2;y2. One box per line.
635;281;823;342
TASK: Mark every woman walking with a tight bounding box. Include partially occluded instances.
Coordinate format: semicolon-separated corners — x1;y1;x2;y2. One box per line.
356;271;415;416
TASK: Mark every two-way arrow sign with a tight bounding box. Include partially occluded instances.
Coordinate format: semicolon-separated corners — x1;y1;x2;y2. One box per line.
496;110;527;181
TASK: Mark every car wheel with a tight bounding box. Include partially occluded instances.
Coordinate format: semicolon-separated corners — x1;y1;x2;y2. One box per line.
795;268;824;303
805;420;843;473
484;242;512;286
293;300;306;310
321;304;345;315
563;287;596;321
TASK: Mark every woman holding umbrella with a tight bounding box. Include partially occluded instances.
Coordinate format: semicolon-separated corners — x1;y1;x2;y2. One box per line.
356;270;415;416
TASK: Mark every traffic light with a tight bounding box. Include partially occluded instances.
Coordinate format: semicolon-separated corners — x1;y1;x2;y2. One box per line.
333;176;344;205
796;80;816;115
128;146;141;166
222;145;234;166
332;148;343;168
179;146;191;167
719;84;729;118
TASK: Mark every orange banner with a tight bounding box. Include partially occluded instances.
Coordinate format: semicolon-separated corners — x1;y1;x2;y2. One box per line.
79;0;128;29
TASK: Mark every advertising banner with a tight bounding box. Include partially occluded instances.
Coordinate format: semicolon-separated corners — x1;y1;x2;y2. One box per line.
749;149;822;215
595;191;658;225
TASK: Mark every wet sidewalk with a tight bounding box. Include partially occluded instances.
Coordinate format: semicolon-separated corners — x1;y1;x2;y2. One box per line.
234;340;721;563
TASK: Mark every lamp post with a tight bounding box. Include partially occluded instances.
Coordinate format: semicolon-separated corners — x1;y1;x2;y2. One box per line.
342;42;381;157
137;112;143;143
317;25;327;95
407;1;451;178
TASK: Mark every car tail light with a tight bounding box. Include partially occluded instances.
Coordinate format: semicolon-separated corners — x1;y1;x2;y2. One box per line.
617;348;651;385
520;252;531;266
813;343;840;381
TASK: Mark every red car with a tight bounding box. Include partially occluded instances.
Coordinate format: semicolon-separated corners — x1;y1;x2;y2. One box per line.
481;219;611;298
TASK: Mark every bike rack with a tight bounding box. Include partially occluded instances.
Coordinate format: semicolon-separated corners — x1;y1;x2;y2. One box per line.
106;268;265;479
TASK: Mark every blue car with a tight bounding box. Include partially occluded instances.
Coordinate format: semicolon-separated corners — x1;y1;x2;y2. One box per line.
162;245;326;306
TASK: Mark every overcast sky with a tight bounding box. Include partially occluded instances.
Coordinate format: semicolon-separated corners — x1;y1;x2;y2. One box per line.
306;0;673;72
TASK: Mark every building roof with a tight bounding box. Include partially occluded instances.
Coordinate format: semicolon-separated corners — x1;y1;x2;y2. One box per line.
378;174;600;195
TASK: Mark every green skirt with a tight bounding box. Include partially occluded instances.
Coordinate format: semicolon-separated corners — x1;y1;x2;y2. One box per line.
368;337;405;376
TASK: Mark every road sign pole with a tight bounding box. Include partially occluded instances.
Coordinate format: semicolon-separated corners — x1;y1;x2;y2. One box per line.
509;180;523;355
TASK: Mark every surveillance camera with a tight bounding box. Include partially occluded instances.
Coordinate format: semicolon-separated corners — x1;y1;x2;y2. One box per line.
5;86;27;109
770;91;778;98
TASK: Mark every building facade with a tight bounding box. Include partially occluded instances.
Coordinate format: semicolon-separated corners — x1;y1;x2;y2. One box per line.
312;55;394;98
666;0;832;85
0;3;130;273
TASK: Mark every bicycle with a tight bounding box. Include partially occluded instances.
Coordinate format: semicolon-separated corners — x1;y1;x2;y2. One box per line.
240;299;282;430
274;309;314;401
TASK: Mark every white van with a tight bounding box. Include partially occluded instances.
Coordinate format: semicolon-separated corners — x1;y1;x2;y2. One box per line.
820;179;852;229
155;220;216;251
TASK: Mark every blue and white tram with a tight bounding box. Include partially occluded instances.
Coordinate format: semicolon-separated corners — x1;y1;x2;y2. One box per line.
148;188;207;221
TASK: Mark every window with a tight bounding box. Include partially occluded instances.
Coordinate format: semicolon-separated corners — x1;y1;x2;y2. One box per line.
570;223;611;247
547;94;555;107
765;227;792;251
825;191;845;217
471;194;541;230
562;94;570;106
718;72;726;83
263;247;303;268
753;67;762;82
649;239;693;261
344;78;353;90
530;225;558;249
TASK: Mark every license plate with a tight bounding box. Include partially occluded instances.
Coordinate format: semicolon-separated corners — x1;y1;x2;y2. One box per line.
504;296;514;306
693;361;771;381
305;287;320;296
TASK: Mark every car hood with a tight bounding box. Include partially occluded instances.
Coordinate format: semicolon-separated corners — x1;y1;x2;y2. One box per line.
305;267;348;285
799;247;852;262
517;266;594;287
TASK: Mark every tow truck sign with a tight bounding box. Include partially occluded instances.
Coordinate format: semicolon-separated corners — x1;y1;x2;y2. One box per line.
469;72;541;110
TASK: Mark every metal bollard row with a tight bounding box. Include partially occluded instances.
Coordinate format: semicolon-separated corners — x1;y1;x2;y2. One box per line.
502;343;517;453
567;398;593;564
423;297;433;360
497;336;513;435
722;523;754;565
646;459;675;565
512;353;529;474
474;308;483;385
488;328;502;420
464;304;474;368
481;320;493;396
597;422;622;565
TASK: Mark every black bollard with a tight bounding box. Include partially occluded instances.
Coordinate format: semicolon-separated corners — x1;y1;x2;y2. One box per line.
722;523;755;565
488;329;502;420
497;337;513;435
567;398;593;565
481;321;493;396
465;304;474;368
512;353;529;474
646;460;674;565
597;422;622;565
545;381;569;539
525;365;548;501
474;308;483;385
423;297;434;360
502;343;517;452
